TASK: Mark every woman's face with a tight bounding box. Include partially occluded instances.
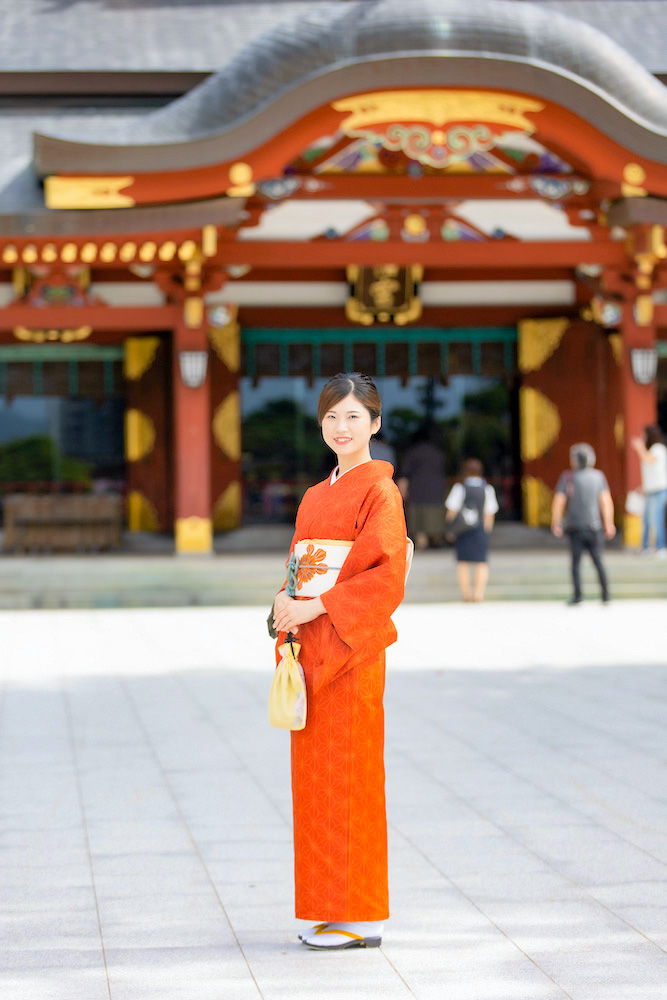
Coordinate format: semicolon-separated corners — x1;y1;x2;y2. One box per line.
320;392;381;459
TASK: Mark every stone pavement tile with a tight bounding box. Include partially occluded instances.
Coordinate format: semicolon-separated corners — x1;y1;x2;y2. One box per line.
587;881;667;948
379;853;567;1000
387;676;665;860
214;903;292;934
384;717;667;957
90;848;212;878
385;827;666;999
197;833;292;865
528;944;667;1000
474;693;667;805
0;967;110;1000
0;857;91;890
237;929;415;1000
502;824;666;889
381;939;566;1000
104;943;261;1000
65;679;263;1000
207;868;294;911
0;912;104;959
515;680;666;756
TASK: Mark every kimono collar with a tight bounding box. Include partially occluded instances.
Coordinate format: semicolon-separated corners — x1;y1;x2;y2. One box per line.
330;460;394;485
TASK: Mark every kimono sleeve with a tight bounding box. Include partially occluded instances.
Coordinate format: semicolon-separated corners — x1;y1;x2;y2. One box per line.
320;483;407;653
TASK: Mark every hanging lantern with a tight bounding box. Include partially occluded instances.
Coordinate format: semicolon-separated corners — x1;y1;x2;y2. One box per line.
179;350;208;388
630;347;657;386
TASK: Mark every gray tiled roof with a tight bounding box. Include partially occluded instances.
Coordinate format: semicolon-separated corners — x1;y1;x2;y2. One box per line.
0;1;329;72
35;0;667;163
0;109;147;220
537;2;667;74
0;1;664;74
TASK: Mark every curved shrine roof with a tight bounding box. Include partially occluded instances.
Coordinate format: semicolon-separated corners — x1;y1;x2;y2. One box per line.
34;0;667;175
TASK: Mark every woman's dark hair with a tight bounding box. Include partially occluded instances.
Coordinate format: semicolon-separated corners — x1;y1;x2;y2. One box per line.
462;457;484;478
317;372;382;424
645;424;665;448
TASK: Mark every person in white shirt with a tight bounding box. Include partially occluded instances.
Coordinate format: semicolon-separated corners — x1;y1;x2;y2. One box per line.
631;424;667;558
444;458;499;601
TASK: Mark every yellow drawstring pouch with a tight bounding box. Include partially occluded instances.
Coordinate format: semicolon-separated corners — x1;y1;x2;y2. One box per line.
269;639;307;730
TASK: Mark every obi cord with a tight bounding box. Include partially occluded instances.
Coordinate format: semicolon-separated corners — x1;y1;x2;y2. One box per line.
286;552;299;599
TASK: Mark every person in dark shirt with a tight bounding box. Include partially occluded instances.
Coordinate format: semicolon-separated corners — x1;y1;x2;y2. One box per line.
551;443;616;604
397;425;446;550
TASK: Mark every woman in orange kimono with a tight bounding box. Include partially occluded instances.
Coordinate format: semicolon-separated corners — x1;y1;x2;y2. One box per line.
272;372;409;950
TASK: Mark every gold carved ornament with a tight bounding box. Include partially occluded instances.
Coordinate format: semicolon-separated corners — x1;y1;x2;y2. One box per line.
202;225;218;258
124;337;161;381
332;90;544;132
213;482;242;532
184;296;204;329
226;161;255;198
208;308;241;372
634;294;654;327
44;176;135;210
521;476;554;528
13;326;92;344
212;391;241;461
175;516;213;554
125;409;156;462
519;387;561;462
614;414;625;451
608;334;623;367
518;318;569;374
621;162;647;198
127;490;160;532
346;264;423;326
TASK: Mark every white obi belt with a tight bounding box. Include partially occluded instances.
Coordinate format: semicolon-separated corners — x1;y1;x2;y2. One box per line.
286;538;414;598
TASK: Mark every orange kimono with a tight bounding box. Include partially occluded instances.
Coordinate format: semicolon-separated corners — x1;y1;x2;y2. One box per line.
276;460;407;922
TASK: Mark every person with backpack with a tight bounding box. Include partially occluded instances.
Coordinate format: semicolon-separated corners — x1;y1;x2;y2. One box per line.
551;443;616;604
444;458;499;602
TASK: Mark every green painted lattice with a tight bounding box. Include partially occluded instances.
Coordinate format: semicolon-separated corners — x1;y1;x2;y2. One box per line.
0;344;123;397
242;327;516;379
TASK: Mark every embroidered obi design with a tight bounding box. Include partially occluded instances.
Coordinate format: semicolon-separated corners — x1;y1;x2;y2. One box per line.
286;539;354;598
286;536;415;598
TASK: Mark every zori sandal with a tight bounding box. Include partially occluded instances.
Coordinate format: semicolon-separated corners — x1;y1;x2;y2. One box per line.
300;922;383;949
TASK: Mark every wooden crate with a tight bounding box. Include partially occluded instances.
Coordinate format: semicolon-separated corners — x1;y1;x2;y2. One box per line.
3;494;123;552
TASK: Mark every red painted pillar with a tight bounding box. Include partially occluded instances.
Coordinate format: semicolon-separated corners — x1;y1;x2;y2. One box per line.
172;313;213;554
620;303;657;545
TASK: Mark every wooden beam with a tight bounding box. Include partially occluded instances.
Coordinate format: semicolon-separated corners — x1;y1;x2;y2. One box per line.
257;174;617;202
0;305;177;335
238;304;576;328
219;265;576;282
221;240;627;269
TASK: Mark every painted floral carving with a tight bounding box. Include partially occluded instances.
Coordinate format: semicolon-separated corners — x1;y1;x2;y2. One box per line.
296;544;328;590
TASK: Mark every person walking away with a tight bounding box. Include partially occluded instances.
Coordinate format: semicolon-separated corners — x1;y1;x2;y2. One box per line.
551;443;616;604
397;424;447;549
444;458;499;602
631;425;667;559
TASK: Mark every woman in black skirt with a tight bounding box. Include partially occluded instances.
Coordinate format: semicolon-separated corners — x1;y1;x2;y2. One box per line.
445;458;499;602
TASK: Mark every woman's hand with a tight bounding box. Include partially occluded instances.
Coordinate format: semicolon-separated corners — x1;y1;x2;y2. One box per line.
273;595;325;635
273;591;292;615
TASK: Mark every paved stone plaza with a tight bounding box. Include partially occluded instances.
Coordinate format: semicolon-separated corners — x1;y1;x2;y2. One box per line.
1;601;666;1000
